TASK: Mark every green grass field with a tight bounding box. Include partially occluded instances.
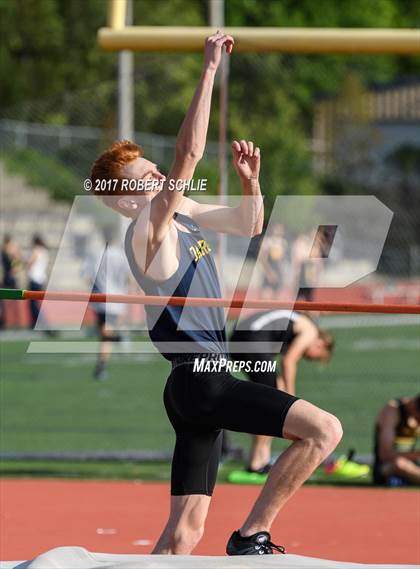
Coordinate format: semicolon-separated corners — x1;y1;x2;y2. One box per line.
1;320;419;479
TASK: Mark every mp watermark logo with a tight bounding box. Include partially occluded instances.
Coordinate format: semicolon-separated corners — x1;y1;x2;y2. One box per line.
28;195;393;355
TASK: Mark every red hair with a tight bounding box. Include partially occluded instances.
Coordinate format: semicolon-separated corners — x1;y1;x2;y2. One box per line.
90;140;144;195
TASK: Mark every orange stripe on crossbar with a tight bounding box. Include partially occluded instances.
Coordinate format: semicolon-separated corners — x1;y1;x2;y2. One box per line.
21;290;420;315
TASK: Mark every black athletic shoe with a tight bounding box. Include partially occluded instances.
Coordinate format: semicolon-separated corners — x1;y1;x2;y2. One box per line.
246;462;272;475
226;530;286;555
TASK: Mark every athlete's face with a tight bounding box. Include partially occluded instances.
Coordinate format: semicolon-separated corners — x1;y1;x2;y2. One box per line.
304;338;330;362
125;156;166;195
117;157;166;213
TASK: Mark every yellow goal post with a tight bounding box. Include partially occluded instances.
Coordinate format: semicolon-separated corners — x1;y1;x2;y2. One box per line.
99;0;420;54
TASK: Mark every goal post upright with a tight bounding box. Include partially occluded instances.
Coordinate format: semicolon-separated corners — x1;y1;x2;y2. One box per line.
108;0;127;30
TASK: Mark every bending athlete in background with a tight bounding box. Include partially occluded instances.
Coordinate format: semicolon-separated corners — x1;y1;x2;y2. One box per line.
90;32;342;556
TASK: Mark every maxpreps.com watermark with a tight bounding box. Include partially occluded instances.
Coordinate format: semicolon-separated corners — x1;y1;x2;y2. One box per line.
193;357;277;374
83;178;208;192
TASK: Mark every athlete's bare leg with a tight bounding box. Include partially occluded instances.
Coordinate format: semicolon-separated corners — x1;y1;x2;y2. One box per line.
93;324;114;379
249;435;272;470
155;400;342;553
241;399;342;536
152;494;211;554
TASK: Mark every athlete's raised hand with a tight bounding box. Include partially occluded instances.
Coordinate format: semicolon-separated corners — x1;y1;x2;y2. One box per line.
232;140;261;180
203;31;234;71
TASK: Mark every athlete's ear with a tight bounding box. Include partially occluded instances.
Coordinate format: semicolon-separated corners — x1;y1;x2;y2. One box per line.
117;197;139;212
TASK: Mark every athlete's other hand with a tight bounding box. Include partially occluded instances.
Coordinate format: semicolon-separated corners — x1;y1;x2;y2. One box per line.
232;140;261;180
204;31;234;71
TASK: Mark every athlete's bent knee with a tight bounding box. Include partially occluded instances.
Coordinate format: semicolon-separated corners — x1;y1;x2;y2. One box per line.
318;414;343;454
393;455;412;472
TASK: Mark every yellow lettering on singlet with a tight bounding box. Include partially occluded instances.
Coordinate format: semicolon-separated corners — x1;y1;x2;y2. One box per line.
189;240;212;262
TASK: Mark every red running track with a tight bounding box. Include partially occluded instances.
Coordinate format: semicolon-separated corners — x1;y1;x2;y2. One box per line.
0;480;418;564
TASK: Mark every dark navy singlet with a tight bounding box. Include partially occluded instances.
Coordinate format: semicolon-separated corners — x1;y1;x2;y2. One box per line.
124;212;226;359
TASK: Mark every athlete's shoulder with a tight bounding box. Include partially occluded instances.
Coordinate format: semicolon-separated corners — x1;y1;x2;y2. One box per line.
174;212;201;234
174;196;196;216
377;401;399;426
293;312;316;334
170;197;201;231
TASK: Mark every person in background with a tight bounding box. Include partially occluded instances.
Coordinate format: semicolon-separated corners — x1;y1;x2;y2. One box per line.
27;234;50;329
291;228;331;304
2;234;21;288
1;234;22;328
373;395;420;486
83;230;130;380
260;223;288;298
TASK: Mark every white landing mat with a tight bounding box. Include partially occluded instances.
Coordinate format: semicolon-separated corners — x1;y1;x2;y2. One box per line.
0;547;416;569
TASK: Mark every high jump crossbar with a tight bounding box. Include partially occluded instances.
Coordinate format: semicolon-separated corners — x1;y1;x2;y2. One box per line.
100;1;420;54
1;289;419;315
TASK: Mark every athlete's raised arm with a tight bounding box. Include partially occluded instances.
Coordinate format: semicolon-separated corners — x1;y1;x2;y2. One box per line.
132;32;234;274
149;32;234;234
184;139;264;237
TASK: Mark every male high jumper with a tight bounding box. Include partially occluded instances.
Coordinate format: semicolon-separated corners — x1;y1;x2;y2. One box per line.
90;32;342;556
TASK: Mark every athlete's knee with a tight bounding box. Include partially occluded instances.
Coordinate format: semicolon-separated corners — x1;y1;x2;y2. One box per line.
316;413;343;454
393;455;414;473
283;401;342;453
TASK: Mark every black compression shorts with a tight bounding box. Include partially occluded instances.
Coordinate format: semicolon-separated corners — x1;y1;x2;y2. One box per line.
95;311;118;328
164;358;298;496
231;352;277;388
